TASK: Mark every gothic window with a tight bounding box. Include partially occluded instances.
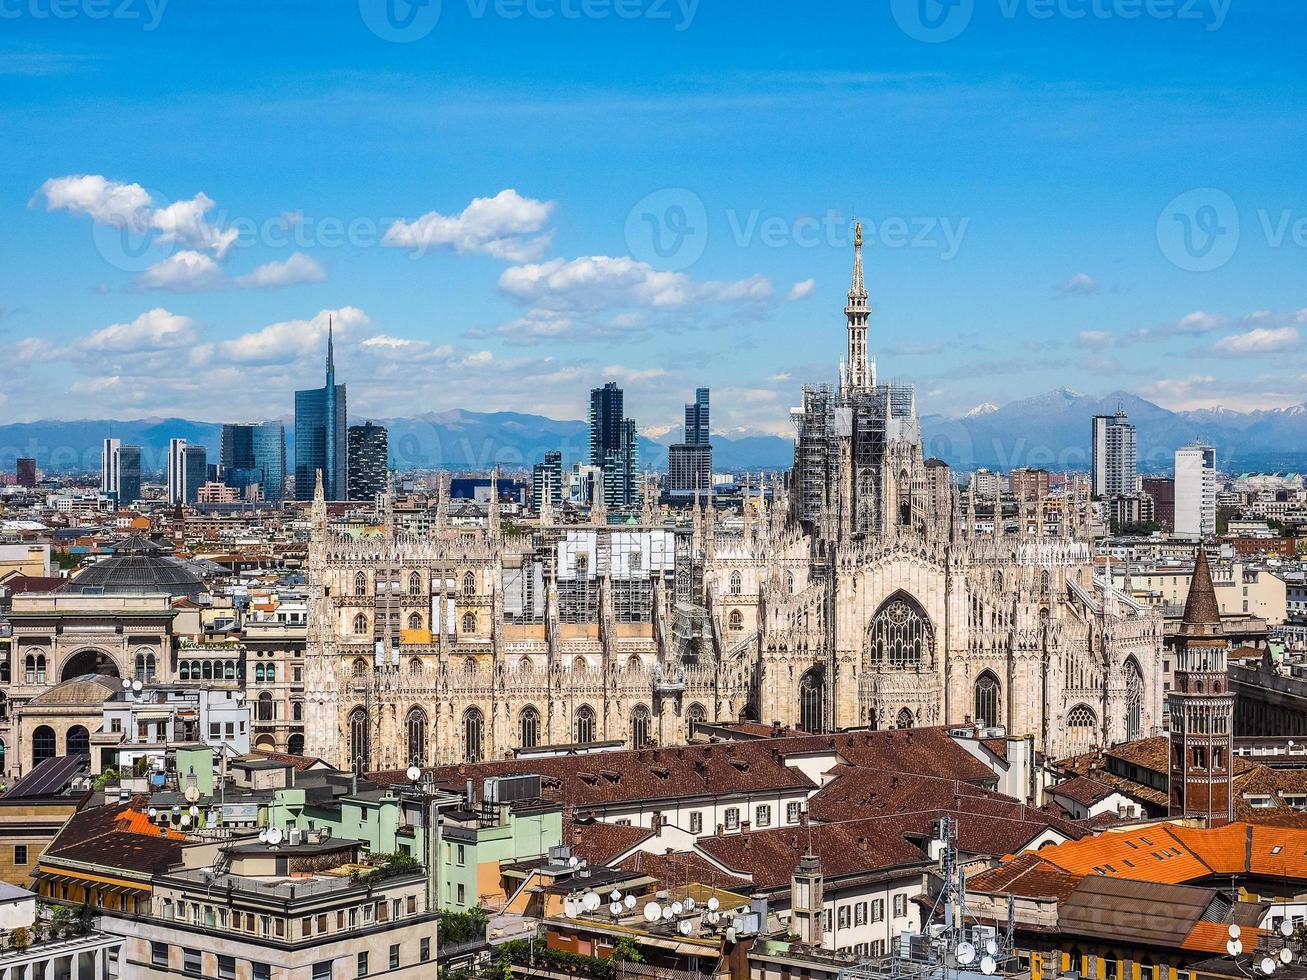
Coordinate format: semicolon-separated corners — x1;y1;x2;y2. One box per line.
895;707;915;729
993;570;1003;590
631;705;651;748
799;668;825;734
349;707;369;772
257;692;274;722
409;658;423;675
1124;657;1144;741
686;703;707;732
354;572;367;596
729;571;742;595
406;707;427;765
974;671;1001;729
520;706;541;749
463;571;476;597
353;614;368;635
32;726;56;766
573;656;588;673
464;657;477;676
408;613;422;631
575;705;597;744
868;594;934;670
65;725;90;756
786;571;795;595
728;609;744;632
408;572;422;596
518;656;532;673
1040;570;1051;595
1066;704;1098;756
627;655;642;671
352;657;368;678
462;612;476;634
463;708;485;763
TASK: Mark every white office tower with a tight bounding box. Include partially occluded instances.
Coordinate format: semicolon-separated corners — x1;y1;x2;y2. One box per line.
1174;444;1217;537
167;438;187;505
1091;409;1137;498
101;438;120;496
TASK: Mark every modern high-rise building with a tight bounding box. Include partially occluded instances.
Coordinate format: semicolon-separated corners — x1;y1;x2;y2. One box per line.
1142;476;1176;531
100;438;120;497
179;445;207;504
15;458;36;488
221;421;286;502
1174;443;1217;538
532;450;563;512
1091;409;1137;498
1009;467;1050;500
295;321;347;501
668;387;712;502
588;382;639;509
347;421;388;502
167;438;188;505
116;445;141;505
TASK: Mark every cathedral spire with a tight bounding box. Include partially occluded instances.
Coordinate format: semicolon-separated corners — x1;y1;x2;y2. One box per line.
845;220;872;391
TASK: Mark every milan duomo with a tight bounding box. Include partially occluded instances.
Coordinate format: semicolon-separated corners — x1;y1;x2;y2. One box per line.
303;229;1163;771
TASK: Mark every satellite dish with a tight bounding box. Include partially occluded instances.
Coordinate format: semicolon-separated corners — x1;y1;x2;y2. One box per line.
679;920;693;936
708;910;721;925
624;894;637;909
267;827;283;845
147;807;158;818
671;901;684;916
707;897;720;911
184;786;200;802
406;765;422;783
1228;940;1244;957
1261;958;1277;976
189;805;200;817
684;897;696;912
172;805;181;814
568;856;580;868
985;939;998;956
644;903;661;923
662;906;674;921
609;902;622;916
981;956;997;976
121;678;132;689
610;890;622;902
1282;921;1294;938
132;679;143;691
1281;949;1294;964
258;829;269;843
180;814;191;826
957;942;976;965
583;892;601;912
1230;925;1243;940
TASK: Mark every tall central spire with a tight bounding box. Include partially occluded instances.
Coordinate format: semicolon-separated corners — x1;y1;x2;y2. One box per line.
326;314;336;386
845;221;871;391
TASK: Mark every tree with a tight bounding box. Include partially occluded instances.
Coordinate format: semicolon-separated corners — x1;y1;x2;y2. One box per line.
9;927;30;951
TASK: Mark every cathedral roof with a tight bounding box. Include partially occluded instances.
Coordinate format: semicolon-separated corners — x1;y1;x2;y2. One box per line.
1180;547;1222;633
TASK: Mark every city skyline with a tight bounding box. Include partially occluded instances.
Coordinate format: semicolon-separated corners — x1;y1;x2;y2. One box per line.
2;5;1306;436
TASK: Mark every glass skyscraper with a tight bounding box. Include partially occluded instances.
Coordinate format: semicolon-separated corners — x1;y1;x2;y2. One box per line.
294;322;347;501
222;421;286;502
588;382;639;509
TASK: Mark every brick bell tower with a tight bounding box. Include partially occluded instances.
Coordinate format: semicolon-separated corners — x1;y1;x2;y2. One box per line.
1168;546;1235;824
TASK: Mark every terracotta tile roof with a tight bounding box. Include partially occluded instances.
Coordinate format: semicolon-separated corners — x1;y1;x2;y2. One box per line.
1181;920;1263;954
567;820;654;867
1051;776;1119;807
1;575;66;594
967;852;1081;903
1182;547;1223;629
41;803;188;878
1036;825;1213;884
617;849;750;891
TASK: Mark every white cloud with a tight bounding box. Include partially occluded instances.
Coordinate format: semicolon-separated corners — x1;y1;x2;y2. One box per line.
499;255;772;311
600;365;670;383
383;189;555;261
221;307;370;365
1213;326;1299;354
81;309;197;353
1078;330;1113;349
34;174;151;228
1177;310;1223;333
788;278;816;301
235;252;327;289
135;250;226;292
12;337;58;363
1057;272;1098;295
149;193;239;258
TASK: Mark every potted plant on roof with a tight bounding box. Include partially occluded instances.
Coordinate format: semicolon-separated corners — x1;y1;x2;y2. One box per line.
9;926;30;951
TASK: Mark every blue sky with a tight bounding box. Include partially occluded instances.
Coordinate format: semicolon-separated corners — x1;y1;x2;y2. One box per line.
2;0;1305;435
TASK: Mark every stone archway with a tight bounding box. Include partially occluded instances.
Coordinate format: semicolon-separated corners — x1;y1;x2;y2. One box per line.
60;648;120;682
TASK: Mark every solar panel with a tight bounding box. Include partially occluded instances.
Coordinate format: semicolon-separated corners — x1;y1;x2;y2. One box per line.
3;754;89;799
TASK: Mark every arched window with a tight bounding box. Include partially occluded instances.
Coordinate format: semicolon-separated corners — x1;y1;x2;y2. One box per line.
627;655;642;671
1066;704;1098;756
993;570;1003;590
464;657;477;676
799;668;825;734
1124;657;1144;741
463;571;476;596
974;671;1001;729
686;703;707;733
202;660;214;681
352;657;368;678
406;707;427;765
729;571;742;595
408;572;422;596
573;656;588;673
291;701;303;721
134;651;156;682
254;664;265;684
257;692;274;722
180;661;191;681
1040;570;1051;595
575;705;596;744
520;706;541;749
896;707;915;729
265;663;276;683
404;612;421;632
353;614;368;635
287;734;305;755
785;571;795;595
224;661;236;680
630;705;651;748
65;725;90;756
728;609;744;632
462;612;476;634
518;656;532;674
349;707;369;772
868;593;934;670
355;572;367;596
409;658;423;675
463;708;484;763
32;725;56;766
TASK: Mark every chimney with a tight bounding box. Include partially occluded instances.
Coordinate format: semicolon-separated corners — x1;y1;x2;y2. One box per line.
799;808;809;828
741;820;751;835
856;836;868;852
652;812;662;833
573;826;582;846
716;823;725;837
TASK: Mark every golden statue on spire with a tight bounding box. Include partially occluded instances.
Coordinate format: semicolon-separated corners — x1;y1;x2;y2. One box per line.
854;220;862;247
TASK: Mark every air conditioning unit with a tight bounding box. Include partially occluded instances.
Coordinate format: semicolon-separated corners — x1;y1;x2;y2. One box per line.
288;828;303;846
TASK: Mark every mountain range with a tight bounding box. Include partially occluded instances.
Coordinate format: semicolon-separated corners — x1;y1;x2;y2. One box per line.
1;390;1304;476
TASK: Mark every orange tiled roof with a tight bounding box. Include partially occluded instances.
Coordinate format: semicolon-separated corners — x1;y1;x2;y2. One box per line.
1181;921;1263;954
1037;825;1212;884
115;809;186;839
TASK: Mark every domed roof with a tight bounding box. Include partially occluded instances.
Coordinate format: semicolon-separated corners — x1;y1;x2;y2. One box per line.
65;535;207;599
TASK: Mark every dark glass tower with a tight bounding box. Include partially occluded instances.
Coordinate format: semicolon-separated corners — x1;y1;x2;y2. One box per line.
684;387;710;445
222;421;286;502
294;322;347;501
347;421;388;502
589;382;638;509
